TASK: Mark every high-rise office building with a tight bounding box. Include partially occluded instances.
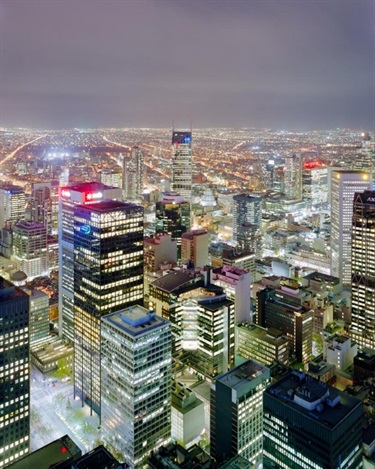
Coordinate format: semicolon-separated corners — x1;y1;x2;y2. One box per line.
28;289;49;344
155;192;190;262
181;230;209;268
144;234;177;273
29;182;59;235
350;191;375;349
123;147;144;201
73;200;144;416
0;277;30;468
150;269;235;378
211;265;251;322
58;182;122;343
210;360;270;465
263;371;362;469
12;221;48;280
257;282;313;364
0;185;25;230
144;234;177;300
233;194;262;256
101;306;171;468
302;161;328;208
171;131;192;203
284;154;303;200
330;170;371;284
99;169;122;190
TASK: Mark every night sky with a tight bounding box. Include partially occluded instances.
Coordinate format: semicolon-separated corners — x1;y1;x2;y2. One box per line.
1;0;374;130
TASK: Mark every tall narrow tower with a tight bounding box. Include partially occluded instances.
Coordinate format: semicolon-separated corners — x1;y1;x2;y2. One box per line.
171;131;192;203
350;191;375;349
233;193;263;256
123;147;144;201
73;200;144;417
284;154;303;200
330;170;371;284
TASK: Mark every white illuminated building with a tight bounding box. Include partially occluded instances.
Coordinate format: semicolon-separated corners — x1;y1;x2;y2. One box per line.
101;306;171;468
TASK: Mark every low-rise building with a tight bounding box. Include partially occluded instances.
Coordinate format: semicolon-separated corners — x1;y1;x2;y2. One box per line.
171;380;204;448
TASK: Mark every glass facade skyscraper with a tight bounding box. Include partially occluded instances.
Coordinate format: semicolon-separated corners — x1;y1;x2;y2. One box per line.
171;131;192;203
0;278;30;468
155;192;190;262
233;194;263;256
58;182;122;344
101;306;171;468
73;200;144;417
330;170;371;285
350;191;375;349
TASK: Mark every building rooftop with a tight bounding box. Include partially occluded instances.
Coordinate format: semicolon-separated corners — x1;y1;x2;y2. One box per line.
0;277;27;299
7;435;81;469
354;190;375;205
62;181;115;192
237;323;287;345
14;221;46;231
304;271;340;284
151;270;202;293
102;305;169;337
76;199;141;213
182;230;208;240
0;184;24;193
217;360;269;391
72;445;122;469
265;371;362;429
233;193;262;201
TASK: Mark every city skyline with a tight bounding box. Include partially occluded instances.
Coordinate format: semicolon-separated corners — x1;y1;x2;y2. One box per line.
1;0;374;130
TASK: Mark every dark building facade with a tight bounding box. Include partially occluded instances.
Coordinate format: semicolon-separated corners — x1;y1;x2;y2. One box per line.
350;191;375;349
155;192;190;262
0;278;30;468
263;371;363;469
257;284;313;364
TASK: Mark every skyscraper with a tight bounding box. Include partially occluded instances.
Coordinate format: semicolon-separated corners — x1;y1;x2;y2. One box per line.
330;170;371;284
155;192;190;262
257;282;313;364
28;289;49;344
350;191;375;349
233;194;262;256
123;146;144;201
0;185;25;230
0;277;30;468
284;154;303;200
210;360;270;465
263;371;362;468
12;221;48;280
101;305;171;468
29;182;59;235
58;182;122;343
171;131;192;203
73;200;144;416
